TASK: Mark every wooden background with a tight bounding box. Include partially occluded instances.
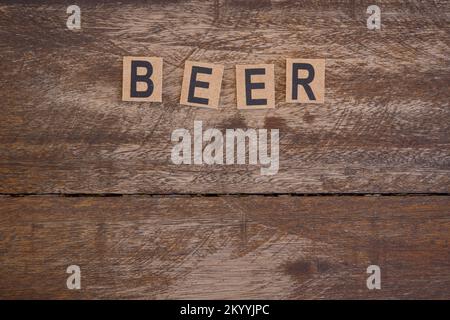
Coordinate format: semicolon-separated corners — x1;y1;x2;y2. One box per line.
0;0;449;299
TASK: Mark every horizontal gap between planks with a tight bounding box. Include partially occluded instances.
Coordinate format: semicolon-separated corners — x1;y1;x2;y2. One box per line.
0;193;449;198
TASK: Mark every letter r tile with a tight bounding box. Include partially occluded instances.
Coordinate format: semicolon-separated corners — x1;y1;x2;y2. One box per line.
286;58;325;104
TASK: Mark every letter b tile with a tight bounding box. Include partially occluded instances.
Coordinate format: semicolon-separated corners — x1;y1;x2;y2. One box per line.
122;56;163;102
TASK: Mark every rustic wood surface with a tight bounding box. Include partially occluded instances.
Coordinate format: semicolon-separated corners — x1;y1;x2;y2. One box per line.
0;0;448;193
0;0;449;300
0;195;449;299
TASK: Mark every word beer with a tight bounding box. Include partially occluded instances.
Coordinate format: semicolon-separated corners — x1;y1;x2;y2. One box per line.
122;57;325;108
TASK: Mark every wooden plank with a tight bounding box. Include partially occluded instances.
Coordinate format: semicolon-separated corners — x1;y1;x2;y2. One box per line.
0;0;449;193
0;195;449;299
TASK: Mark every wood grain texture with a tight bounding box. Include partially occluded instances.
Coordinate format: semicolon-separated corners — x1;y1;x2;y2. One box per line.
0;0;448;193
0;195;449;299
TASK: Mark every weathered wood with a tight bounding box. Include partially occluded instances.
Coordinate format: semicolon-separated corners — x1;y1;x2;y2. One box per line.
1;1;448;302
0;0;448;193
0;195;448;299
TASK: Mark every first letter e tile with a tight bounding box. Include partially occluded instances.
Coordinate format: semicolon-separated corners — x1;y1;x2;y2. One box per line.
122;56;163;102
180;61;224;109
